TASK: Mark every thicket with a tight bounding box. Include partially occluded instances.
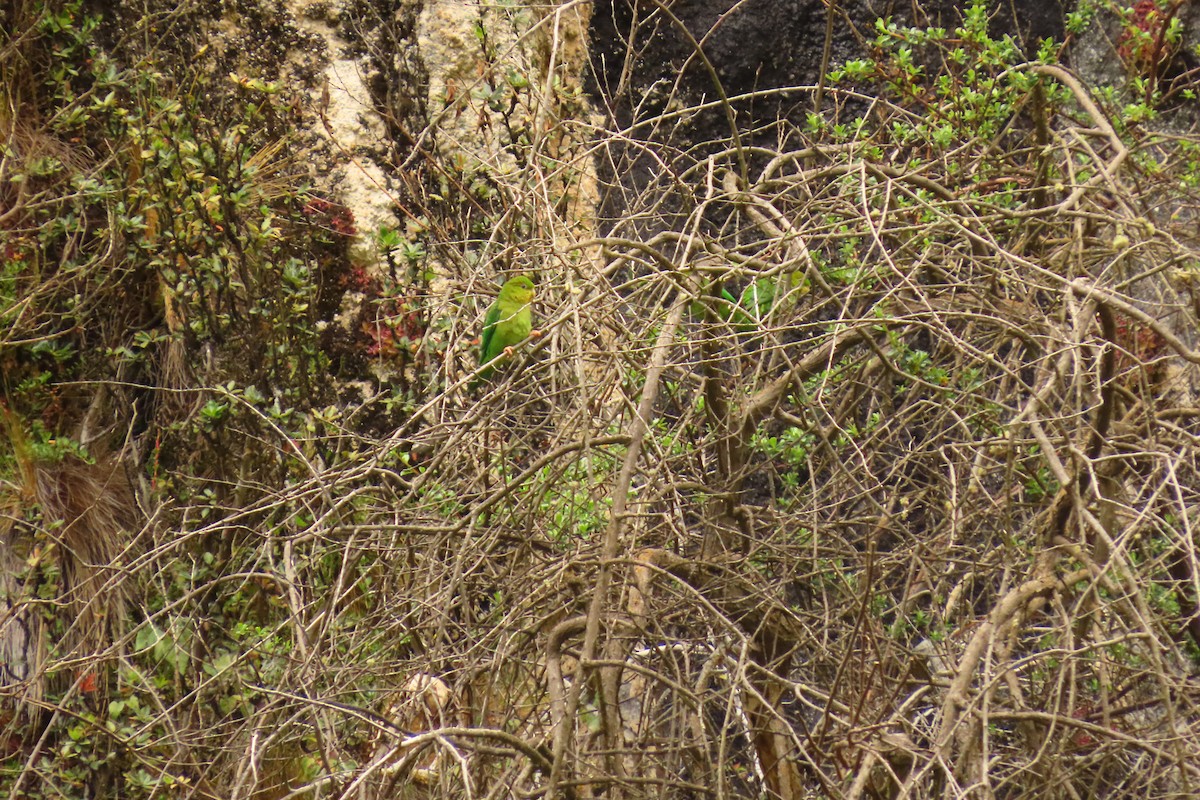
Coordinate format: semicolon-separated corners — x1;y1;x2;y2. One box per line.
3;0;1200;798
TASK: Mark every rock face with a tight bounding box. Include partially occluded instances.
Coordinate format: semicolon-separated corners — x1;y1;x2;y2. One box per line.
145;0;1076;270
289;0;397;271
145;0;1082;267
130;0;595;275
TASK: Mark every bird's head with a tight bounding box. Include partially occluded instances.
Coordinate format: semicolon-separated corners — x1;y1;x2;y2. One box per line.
499;275;535;305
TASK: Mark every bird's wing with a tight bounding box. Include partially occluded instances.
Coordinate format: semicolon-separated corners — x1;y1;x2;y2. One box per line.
494;298;529;347
746;278;775;319
479;300;501;364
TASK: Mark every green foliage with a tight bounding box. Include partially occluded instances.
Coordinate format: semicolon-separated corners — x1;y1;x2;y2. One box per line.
533;455;617;545
2;0;340;466
830;0;1063;158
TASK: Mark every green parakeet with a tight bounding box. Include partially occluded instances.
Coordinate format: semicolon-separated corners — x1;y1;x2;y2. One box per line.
723;271;808;333
474;274;536;386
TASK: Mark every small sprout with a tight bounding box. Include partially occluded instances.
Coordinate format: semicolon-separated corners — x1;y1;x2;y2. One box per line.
200;399;230;426
375;226;402;251
227;72;280;94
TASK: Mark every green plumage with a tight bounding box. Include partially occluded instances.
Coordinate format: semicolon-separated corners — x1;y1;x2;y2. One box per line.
475;275;535;386
721;271;808;332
